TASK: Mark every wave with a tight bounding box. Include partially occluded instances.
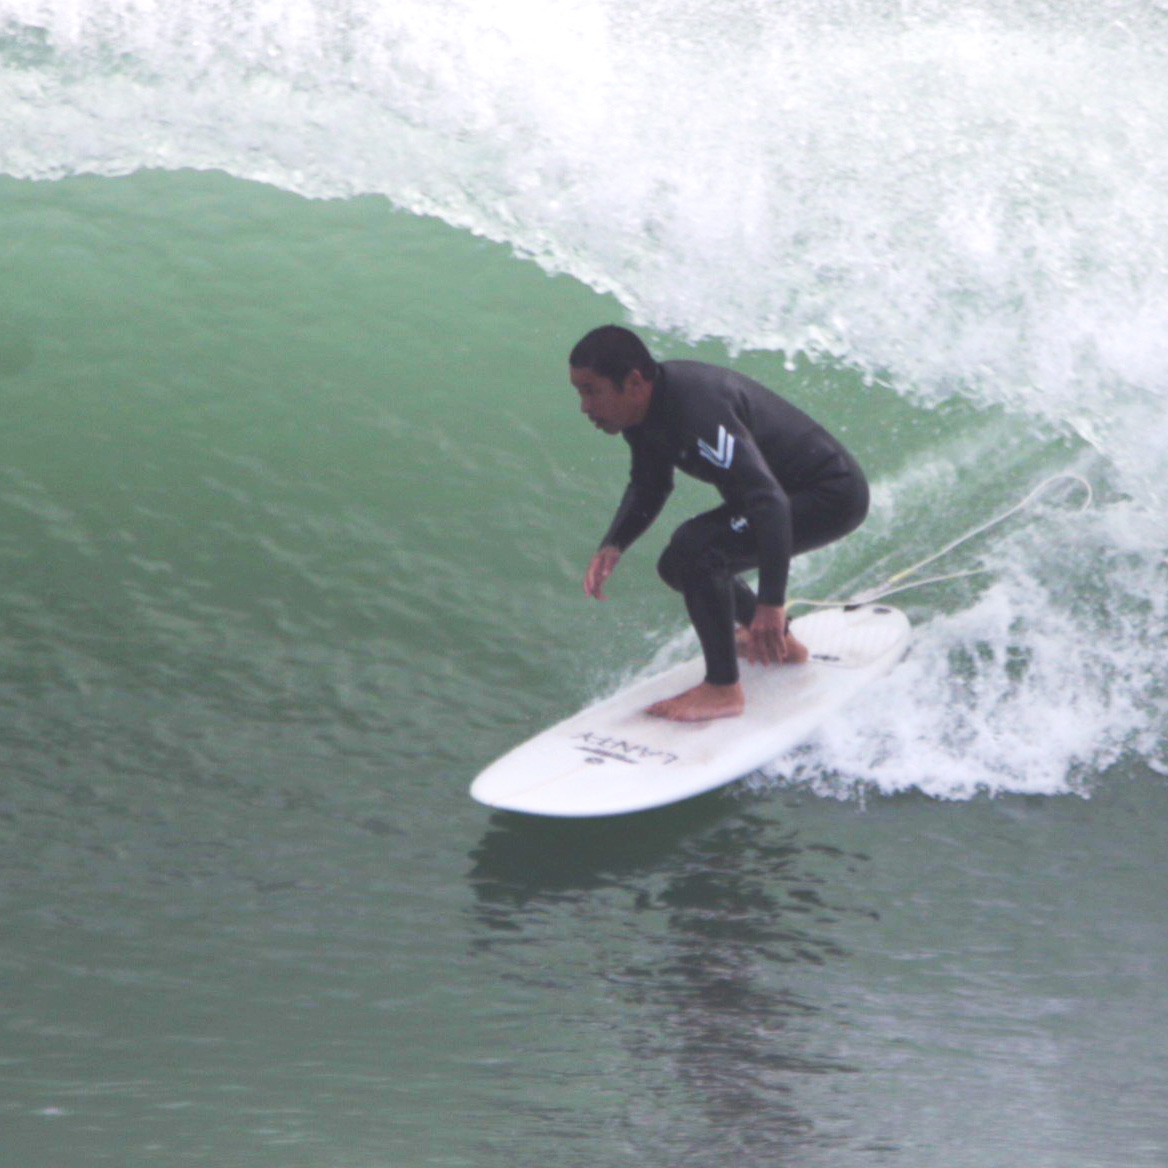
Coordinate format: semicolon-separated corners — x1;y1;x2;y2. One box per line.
4;0;1168;796
4;2;1167;446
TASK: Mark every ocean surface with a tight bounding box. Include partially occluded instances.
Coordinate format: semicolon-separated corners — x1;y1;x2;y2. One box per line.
2;1;1167;1164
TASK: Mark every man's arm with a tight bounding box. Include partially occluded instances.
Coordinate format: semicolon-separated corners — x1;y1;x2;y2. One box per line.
711;426;794;606
585;438;674;601
599;437;675;553
699;424;807;662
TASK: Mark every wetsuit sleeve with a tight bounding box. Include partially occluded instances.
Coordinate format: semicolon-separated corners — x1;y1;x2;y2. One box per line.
600;436;674;551
706;426;795;606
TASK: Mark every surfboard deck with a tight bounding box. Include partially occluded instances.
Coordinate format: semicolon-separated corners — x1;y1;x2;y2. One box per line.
469;603;910;818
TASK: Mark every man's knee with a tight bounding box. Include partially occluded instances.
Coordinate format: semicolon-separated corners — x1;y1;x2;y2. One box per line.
656;540;688;592
658;527;718;593
846;475;870;533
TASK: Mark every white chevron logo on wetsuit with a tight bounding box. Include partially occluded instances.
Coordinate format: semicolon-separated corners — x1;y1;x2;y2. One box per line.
697;425;735;469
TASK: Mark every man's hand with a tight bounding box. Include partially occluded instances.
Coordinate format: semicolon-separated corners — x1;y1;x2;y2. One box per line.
747;603;790;664
584;546;622;601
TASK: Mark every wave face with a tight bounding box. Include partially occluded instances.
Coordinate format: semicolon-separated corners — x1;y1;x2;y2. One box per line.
3;0;1168;797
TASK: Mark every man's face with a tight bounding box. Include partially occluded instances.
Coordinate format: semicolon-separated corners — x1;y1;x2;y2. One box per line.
571;366;641;434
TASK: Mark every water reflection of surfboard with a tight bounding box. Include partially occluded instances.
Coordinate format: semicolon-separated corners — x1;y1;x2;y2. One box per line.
470;603;910;818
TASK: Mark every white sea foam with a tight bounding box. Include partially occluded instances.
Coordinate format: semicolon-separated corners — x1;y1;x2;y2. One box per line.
3;1;1166;446
772;556;1166;800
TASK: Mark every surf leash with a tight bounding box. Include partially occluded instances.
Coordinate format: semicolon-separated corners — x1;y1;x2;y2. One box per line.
789;472;1094;611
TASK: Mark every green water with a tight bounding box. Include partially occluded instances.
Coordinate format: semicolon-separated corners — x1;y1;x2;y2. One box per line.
2;169;1166;1167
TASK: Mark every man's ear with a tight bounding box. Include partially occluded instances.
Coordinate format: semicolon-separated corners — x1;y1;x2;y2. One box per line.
622;369;652;395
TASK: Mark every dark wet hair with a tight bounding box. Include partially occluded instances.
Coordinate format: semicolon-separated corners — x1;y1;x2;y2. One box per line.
569;325;658;384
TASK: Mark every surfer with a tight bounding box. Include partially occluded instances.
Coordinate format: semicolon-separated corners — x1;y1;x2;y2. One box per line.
573;325;869;722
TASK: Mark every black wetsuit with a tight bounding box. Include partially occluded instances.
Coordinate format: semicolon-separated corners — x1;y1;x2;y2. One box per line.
600;360;869;685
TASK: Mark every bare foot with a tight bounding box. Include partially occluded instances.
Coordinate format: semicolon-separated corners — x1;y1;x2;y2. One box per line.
735;628;811;665
646;681;745;722
784;634;810;664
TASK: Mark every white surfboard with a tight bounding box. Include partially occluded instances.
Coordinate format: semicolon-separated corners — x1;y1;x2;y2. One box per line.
470;603;910;818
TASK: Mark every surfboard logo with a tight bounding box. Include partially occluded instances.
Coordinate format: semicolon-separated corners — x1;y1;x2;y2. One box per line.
572;732;679;767
697;425;735;469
